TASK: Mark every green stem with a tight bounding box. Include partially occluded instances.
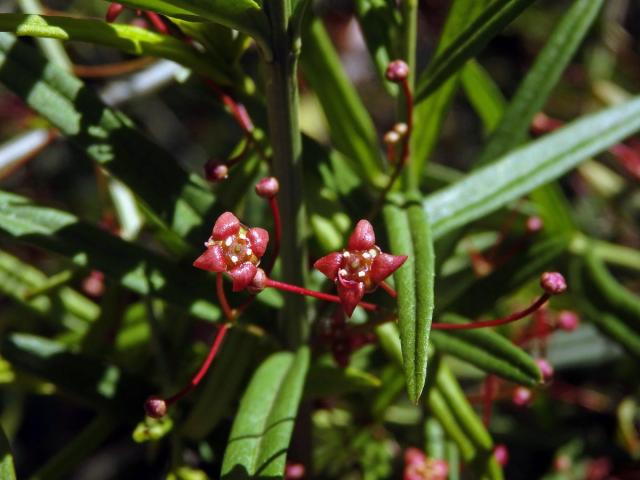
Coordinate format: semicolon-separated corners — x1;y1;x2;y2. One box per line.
263;0;307;348
571;233;640;271
399;0;419;192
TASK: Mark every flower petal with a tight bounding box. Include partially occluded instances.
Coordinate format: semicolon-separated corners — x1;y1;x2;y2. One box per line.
370;253;407;284
247;227;269;258
348;220;376;250
193;245;226;272
228;262;257;292
337;276;365;317
212;212;240;240
313;252;343;281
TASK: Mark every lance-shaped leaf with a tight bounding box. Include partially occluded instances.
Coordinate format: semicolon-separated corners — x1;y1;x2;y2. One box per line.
409;0;491;187
383;200;435;403
0;190;219;320
0;33;215;244
414;0;536;103
108;0;271;58
431;314;541;386
427;382;503;480
221;347;309;479
301;16;385;189
461;60;504;134
0;14;232;84
0;424;16;480
425;96;640;239
475;0;604;166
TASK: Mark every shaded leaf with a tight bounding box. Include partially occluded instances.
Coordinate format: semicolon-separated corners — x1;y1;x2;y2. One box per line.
0;190;220;320
0;424;16;480
425;96;640;239
431;314;541;386
0;33;215;246
476;0;604;166
301;16;385;188
0;14;232;84
415;0;536;103
221;347;309;479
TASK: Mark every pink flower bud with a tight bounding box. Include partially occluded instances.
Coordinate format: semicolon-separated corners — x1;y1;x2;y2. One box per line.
535;358;554;382
284;463;305;479
557;310;580;331
144;395;167;418
106;3;124;22
386;60;410;82
494;444;509;466
204;160;229;183
526;216;544;233
255;176;280;198
512;386;533;406
540;272;567;295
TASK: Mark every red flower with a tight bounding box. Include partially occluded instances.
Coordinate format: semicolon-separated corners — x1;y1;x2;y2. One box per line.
193;212;269;291
314;220;407;316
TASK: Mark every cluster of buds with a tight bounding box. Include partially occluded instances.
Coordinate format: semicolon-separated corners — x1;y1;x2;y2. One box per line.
318;310;376;367
314;220;407;317
193;212;268;292
403;448;448;480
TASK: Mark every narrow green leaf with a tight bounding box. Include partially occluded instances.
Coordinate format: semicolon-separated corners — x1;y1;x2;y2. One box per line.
301;16;385;188
109;0;270;57
406;203;435;401
182;330;260;440
476;0;604;166
2;333;149;413
583;250;640;331
425;97;640;239
431;314;542;386
409;0;490;187
436;363;493;451
0;190;220;320
304;363;381;399
382;203;418;400
461;60;505;134
426;365;503;480
0;14;232;84
0;424;16;480
381;199;434;404
415;0;536;103
0;34;215;245
0;249;99;329
221;347;310;479
353;0;400;92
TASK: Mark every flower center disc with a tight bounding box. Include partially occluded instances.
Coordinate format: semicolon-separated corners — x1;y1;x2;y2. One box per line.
339;247;380;290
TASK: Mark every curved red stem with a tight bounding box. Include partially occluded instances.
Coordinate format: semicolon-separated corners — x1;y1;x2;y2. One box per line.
216;273;235;321
431;294;550;330
264;278;379;312
165;323;229;405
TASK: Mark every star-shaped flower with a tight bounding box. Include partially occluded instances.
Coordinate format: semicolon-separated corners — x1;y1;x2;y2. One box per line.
193;212;269;291
314;220;407;316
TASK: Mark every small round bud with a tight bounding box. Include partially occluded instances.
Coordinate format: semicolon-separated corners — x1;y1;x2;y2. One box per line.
285;463;305;480
384;130;401;145
204;159;228;183
526;216;544;233
247;268;267;295
106;3;124;22
385;60;409;82
144;396;167;418
493;444;509;466
554;455;572;472
535;358;554;382
255;176;280;198
393;122;408;137
404;447;427;467
557;310;580;331
540;271;567;295
512;386;532;406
